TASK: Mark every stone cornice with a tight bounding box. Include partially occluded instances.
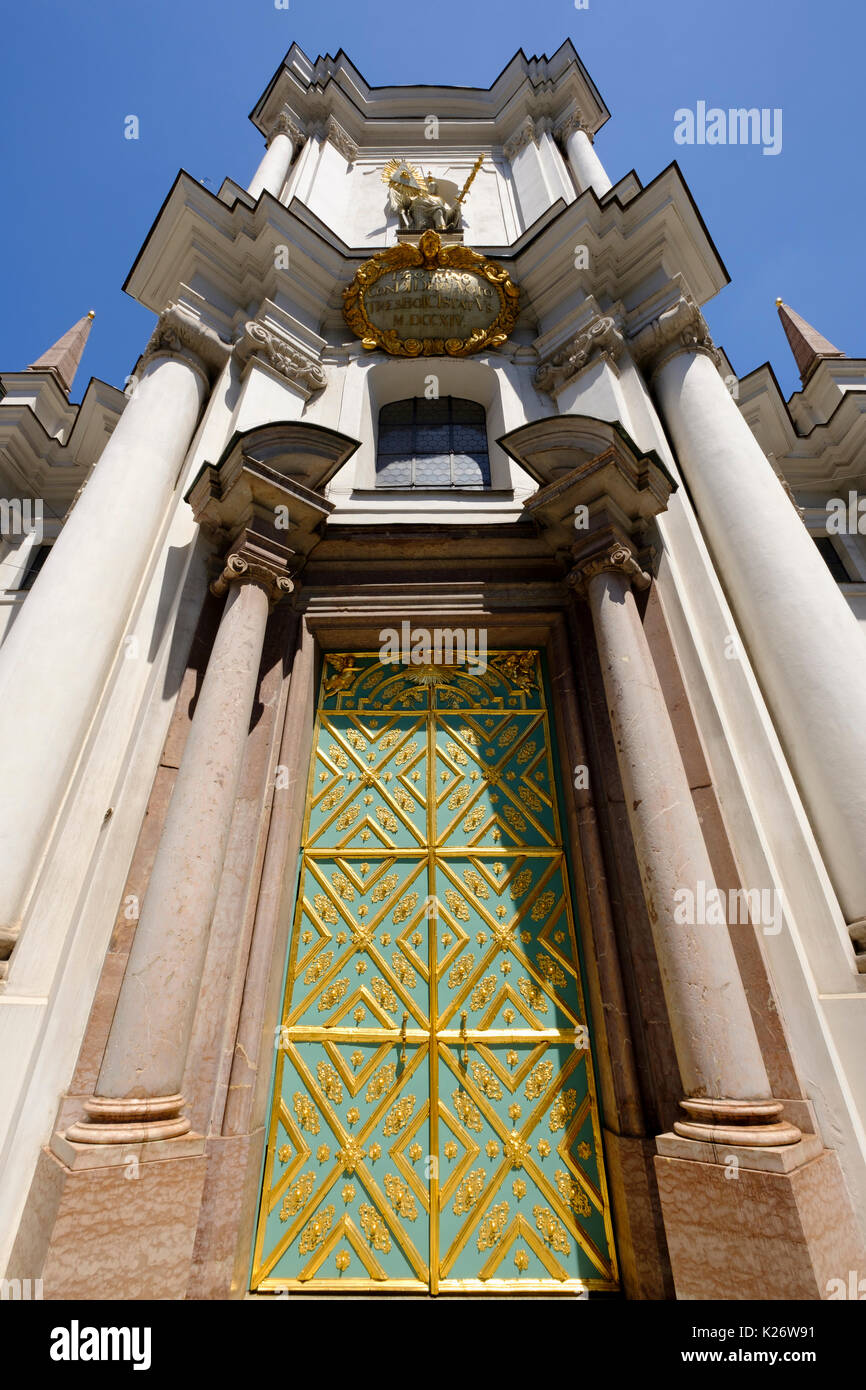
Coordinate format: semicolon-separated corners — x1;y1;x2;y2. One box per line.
628;293;721;381
249;41;610;148
0;380;124;501
736;362;866;494
234;321;326;399
122;168;727;363
186;421;352;578
139;303;232;385
507;417;675;556
535;314;625;396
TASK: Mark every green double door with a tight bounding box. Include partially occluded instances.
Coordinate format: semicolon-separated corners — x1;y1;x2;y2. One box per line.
251;651;618;1294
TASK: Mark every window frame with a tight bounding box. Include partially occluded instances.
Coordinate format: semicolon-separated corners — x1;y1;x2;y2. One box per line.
375;395;491;490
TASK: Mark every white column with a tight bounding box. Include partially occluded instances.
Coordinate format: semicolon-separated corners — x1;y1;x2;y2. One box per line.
68;560;291;1143
248;115;300;201
0;306;228;953
574;544;800;1143
649;318;866;940
557;114;612;197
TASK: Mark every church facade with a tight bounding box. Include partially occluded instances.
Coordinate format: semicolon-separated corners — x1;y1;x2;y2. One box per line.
1;40;865;1300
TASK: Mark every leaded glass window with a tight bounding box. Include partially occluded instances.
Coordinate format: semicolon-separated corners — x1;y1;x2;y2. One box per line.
376;397;490;488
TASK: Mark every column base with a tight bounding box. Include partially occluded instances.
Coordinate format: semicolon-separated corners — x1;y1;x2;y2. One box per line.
654;1135;866;1299
673;1096;801;1146
8;1133;207;1300
65;1093;190;1144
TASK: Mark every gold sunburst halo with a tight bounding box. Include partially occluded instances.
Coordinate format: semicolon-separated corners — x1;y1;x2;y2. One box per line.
381;157;425;189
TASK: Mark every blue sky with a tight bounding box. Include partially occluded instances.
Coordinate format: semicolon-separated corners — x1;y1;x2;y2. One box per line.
1;0;862;399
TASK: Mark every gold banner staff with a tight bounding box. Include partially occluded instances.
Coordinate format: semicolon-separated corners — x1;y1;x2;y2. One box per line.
455;154;484;205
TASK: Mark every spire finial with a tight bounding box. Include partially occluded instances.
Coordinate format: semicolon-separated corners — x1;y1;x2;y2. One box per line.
776;299;845;384
26;311;96;395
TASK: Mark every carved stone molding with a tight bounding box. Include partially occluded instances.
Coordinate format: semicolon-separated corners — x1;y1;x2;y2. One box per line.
503;116;537;162
66;1094;191;1144
535;315;625;395
267;112;304;151
320;114;358;163
139;303;232;385
568;541;651;598
628;294;721;381
769;460;807;522
210;550;294;608
234;320;326;399
555;110;594;147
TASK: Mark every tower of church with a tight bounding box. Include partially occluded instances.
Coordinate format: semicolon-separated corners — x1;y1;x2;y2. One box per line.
1;41;865;1301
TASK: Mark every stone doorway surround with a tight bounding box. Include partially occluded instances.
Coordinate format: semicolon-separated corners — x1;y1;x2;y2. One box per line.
8;419;864;1300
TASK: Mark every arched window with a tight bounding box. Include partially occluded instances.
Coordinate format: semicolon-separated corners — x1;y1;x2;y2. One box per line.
376;397;490;489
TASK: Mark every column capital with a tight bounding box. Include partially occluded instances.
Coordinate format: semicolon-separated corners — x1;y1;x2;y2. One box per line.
554;108;594;146
503;115;537;161
535;314;625;396
234;319;326;399
309;113;358;163
628;292;721;381
568;537;652;598
210;547;295;608
327;115;358;163
266;111;303;150
138;302;232;387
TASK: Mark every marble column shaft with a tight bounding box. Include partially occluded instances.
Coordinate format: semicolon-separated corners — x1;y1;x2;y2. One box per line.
248;119;298;200
654;347;866;935
581;557;773;1104
560;121;612;197
0;349;207;945
70;576;275;1140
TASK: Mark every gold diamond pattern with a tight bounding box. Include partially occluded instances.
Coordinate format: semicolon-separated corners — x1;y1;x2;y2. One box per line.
251;653;617;1295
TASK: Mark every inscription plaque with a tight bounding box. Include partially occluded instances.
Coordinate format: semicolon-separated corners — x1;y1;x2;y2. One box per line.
343;230;520;358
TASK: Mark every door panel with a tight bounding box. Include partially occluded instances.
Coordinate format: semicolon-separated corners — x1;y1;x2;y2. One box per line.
251;652;618;1294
